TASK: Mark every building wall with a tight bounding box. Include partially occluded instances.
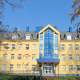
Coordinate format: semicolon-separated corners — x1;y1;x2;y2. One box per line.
0;25;80;76
59;40;80;76
0;39;80;76
0;40;39;74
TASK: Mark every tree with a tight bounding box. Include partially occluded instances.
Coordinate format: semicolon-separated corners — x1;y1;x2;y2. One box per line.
71;0;80;22
0;0;27;32
0;21;9;32
70;0;80;33
0;0;26;20
13;27;18;32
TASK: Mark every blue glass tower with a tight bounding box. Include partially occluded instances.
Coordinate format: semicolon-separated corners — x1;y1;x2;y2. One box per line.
37;26;60;76
38;28;59;63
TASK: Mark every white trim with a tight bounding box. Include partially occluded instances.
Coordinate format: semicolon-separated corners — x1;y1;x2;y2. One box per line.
39;24;60;34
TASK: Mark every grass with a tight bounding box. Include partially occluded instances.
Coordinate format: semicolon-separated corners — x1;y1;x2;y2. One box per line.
0;74;80;80
51;76;80;80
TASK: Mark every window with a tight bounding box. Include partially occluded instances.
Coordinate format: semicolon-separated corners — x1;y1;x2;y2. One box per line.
61;54;66;61
26;44;29;50
66;66;69;71
73;65;77;71
2;64;6;72
68;65;77;71
18;54;22;60
11;54;15;59
68;54;73;61
3;53;8;60
24;64;29;72
76;65;80;71
60;44;65;50
40;33;43;40
32;54;37;61
32;44;37;50
44;29;53;56
18;44;22;49
26;34;31;40
39;33;43;55
24;64;29;69
75;54;80;61
25;54;30;60
54;34;58;50
40;44;43;50
12;35;18;40
12;44;16;49
75;44;79;50
4;44;9;49
60;65;66;71
67;35;72;40
69;65;73;71
10;64;14;71
17;64;21;68
32;65;37;71
68;44;73;50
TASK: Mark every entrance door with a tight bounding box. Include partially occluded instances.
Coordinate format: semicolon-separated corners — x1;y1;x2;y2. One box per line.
42;64;55;76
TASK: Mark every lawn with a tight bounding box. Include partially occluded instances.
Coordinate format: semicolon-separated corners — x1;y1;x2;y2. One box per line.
0;74;80;80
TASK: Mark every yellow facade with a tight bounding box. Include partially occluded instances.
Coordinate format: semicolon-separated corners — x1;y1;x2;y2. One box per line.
0;24;80;76
59;40;80;76
0;40;39;75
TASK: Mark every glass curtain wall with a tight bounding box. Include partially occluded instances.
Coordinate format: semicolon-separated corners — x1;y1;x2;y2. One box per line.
44;29;53;58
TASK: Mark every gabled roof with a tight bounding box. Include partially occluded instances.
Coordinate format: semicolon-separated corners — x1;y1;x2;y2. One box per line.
39;24;60;34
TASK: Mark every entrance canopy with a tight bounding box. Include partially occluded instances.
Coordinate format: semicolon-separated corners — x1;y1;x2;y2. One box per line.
37;58;59;63
37;53;59;63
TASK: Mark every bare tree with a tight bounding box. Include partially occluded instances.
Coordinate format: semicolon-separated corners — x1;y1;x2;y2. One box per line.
70;0;80;33
0;0;26;19
0;21;9;32
0;0;27;32
71;0;80;22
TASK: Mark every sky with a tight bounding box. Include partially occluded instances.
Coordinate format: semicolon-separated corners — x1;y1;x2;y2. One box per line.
3;0;73;32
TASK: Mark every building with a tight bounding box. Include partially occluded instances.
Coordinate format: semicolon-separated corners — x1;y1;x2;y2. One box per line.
0;24;80;76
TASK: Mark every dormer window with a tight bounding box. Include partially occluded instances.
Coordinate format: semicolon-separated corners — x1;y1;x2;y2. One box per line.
12;44;16;49
12;35;18;40
66;34;72;40
25;34;31;40
26;44;29;50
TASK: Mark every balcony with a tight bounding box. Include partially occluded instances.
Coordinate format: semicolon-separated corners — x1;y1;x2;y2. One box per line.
37;54;59;63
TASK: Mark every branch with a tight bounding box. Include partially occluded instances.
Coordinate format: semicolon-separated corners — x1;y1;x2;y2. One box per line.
72;0;80;8
5;0;17;8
